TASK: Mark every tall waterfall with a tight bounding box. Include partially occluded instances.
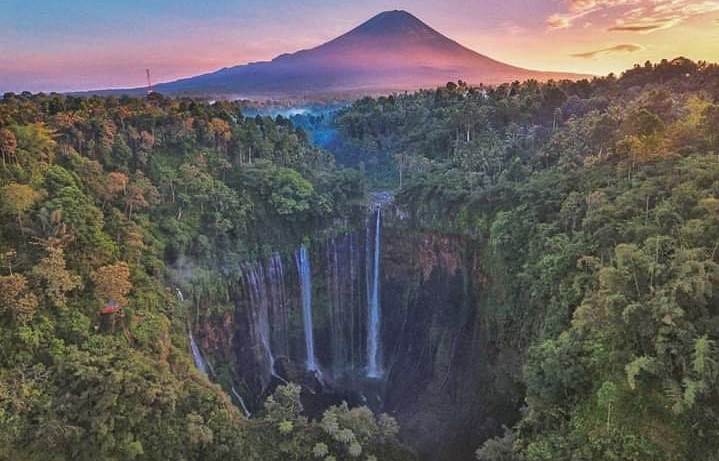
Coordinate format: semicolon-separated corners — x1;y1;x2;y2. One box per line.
297;244;319;371
177;287;210;376
327;236;358;377
243;264;275;380
326;238;341;376
367;208;383;378
222;202;391;391
189;332;209;375
267;253;290;358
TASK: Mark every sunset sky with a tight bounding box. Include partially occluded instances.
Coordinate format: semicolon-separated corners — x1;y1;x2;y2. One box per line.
2;0;718;92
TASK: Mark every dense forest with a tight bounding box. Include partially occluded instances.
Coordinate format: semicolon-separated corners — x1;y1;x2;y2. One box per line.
0;93;408;460
2;56;719;461
333;57;719;460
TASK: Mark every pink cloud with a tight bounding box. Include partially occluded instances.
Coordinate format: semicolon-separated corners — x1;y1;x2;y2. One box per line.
549;0;719;32
547;7;598;29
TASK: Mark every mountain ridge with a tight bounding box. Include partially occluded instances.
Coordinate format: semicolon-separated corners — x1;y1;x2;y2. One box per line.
84;10;590;98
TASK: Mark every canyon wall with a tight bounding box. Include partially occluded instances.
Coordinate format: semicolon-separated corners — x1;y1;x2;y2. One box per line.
189;217;523;460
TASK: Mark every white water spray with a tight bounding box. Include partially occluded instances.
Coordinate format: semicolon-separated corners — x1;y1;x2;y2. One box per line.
297;244;319;371
367;208;383;378
189;331;209;375
177;287;210;376
231;386;252;417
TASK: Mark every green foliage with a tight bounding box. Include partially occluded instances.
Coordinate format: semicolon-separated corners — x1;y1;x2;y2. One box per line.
0;93;391;461
335;59;719;461
270;167;316;215
251;385;408;461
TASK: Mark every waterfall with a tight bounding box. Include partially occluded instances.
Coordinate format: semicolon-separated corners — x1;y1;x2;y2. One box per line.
367;208;383;378
297;244;319;371
347;233;361;373
327;238;346;376
244;264;274;381
189;331;209;375
267;253;289;358
231;386;252;418
176;287;209;376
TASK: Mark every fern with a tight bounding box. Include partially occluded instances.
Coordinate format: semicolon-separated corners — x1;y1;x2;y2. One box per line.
692;336;717;379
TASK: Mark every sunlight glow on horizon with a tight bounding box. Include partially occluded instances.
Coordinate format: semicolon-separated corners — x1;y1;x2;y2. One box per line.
2;0;719;93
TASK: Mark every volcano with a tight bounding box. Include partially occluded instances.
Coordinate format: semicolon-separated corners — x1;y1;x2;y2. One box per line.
114;10;589;97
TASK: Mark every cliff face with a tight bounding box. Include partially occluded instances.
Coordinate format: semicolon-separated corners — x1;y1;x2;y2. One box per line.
192;224;523;460
380;230;521;460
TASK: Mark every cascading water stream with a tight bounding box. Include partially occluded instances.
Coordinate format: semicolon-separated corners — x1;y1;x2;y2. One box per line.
178;286;254;416
367;208;383;378
327;238;344;376
297;244;319;372
189;332;209;375
177;288;210;376
231;387;252;418
244;264;275;384
267;253;289;358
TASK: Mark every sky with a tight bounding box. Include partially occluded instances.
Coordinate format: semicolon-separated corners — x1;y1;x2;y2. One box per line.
1;0;718;92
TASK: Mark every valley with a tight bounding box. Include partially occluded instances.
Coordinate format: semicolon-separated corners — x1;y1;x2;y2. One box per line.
2;23;719;459
188;203;518;460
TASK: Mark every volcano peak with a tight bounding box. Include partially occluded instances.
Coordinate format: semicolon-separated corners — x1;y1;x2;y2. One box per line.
104;10;589;98
342;9;441;39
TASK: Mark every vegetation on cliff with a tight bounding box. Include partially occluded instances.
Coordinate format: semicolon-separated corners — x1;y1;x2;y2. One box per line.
4;56;719;460
335;58;719;460
0;92;407;460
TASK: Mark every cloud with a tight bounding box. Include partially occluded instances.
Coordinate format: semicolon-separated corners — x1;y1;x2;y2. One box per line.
500;21;527;36
571;43;645;58
568;0;630;11
569;0;599;10
547;14;572;29
609;18;681;33
547;7;598;29
549;0;719;32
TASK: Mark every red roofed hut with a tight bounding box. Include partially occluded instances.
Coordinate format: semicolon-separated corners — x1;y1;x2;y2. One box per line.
100;300;121;315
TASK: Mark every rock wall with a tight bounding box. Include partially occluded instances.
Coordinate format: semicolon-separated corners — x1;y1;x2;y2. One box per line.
380;230;521;460
191;225;523;460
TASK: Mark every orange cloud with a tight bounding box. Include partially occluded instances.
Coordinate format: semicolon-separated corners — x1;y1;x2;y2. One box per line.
568;0;631;11
547;14;573;29
571;43;645;58
609;19;681;33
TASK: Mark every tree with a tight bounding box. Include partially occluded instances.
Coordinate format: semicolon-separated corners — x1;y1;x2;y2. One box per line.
209;117;231;152
476;428;517;461
701;105;719;149
110;135;132;168
91;262;132;307
0;182;40;235
124;173;159;219
98;171;128;208
12;123;56;173
632;108;665;137
270;168;315;216
0;274;38;322
31;245;82;309
0;127;17;167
